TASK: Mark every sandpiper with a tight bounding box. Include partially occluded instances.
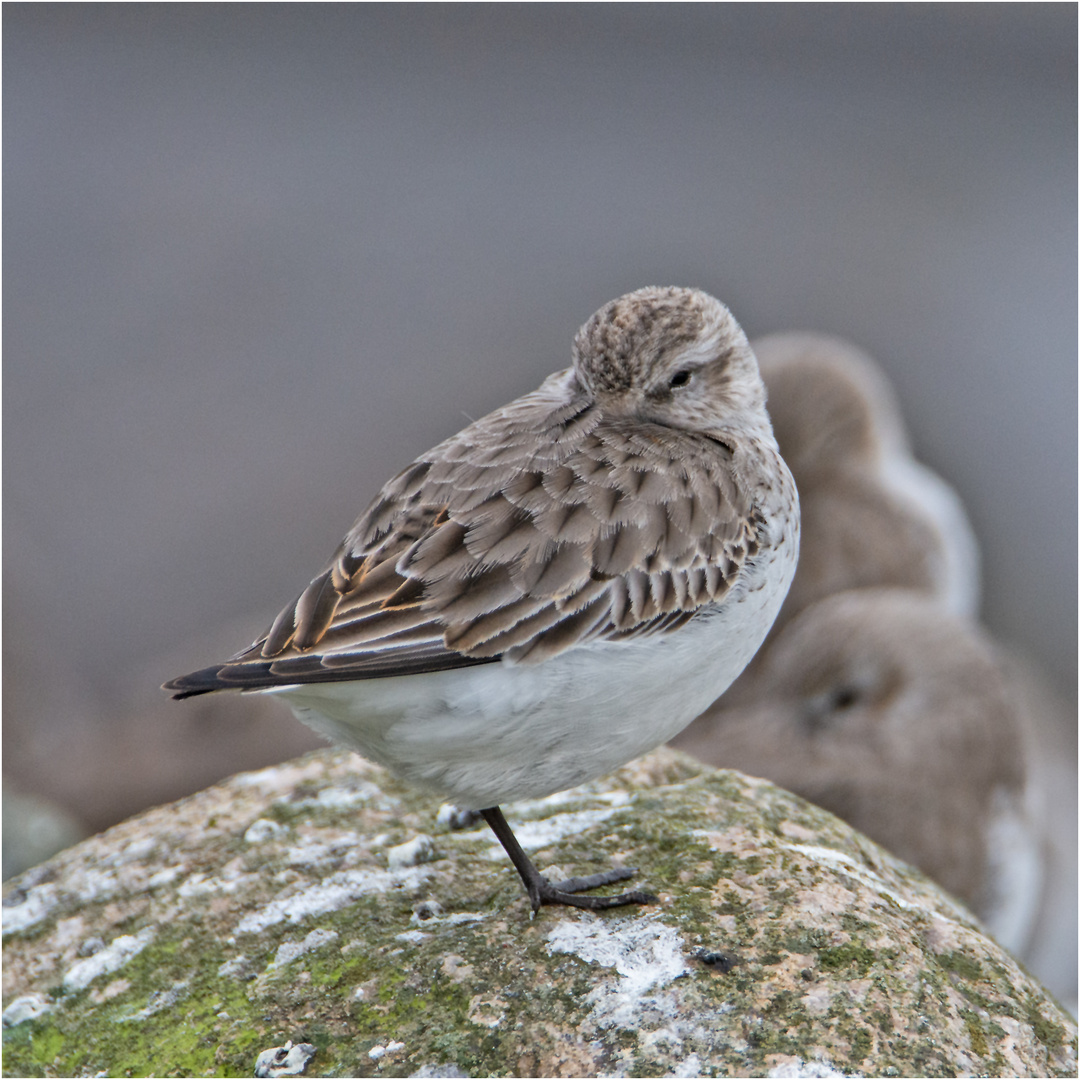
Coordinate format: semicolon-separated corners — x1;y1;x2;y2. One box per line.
165;286;800;911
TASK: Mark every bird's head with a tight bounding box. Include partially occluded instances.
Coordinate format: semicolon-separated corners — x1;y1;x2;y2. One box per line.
571;286;769;438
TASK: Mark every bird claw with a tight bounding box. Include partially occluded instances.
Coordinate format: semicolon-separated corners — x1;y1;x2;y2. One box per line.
529;869;657;912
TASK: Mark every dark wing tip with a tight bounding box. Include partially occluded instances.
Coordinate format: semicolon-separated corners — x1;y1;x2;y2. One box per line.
162;665;233;700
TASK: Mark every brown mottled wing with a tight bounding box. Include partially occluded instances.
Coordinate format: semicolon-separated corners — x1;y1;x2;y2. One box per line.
164;373;761;698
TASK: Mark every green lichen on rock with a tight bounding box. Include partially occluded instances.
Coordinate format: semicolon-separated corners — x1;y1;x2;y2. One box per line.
3;747;1076;1077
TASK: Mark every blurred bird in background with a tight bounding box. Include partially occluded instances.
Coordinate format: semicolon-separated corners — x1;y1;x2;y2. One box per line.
747;332;981;628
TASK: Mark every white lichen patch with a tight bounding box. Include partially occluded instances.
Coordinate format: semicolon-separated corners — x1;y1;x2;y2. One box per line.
236;866;434;933
411;911;487;929
62;927;155;991
217;956;249;978
146;865;185;889
2;993;54;1027
640;1023;683;1048
368;1040;405;1060
547;914;687;1027
269;928;340;969
177;859;252;898
68;868;124;905
232;759;330;791
2;883;59;935
283;840;338;867
549;914;686;995
506;788;631;815
303;782;388;809
254;1039;317;1078
232;765;294;789
670;1052;704;1077
782;842;974;924
116;977;191;1022
387;834;435;870
484;808;620;859
395;930;428;944
767;1055;861;1078
245;818;287;844
119;837;158;862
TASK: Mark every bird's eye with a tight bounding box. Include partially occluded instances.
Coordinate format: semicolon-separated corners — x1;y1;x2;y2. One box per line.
669;369;693;389
802;682;862;734
830;686;860;711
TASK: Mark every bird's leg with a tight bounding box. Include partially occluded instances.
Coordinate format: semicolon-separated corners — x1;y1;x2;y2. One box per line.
479;806;657;912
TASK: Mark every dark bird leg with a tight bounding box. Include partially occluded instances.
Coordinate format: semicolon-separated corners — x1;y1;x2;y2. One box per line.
480;806;657;912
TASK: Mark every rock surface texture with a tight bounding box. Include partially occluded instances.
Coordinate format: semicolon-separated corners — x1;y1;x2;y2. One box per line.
3;747;1075;1078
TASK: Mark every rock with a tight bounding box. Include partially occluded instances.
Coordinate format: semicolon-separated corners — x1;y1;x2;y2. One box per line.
2;747;1075;1077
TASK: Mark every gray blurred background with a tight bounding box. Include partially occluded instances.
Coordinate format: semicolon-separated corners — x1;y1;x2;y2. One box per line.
4;4;1076;843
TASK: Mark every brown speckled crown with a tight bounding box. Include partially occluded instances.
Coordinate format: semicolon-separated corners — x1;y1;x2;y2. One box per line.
572;287;719;393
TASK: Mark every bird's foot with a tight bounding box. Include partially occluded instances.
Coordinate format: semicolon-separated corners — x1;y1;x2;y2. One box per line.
529;867;657;912
479;805;657;913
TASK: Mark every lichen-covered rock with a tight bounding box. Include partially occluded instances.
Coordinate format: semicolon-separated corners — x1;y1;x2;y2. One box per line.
2;747;1075;1077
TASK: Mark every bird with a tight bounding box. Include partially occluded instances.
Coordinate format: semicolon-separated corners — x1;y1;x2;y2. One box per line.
164;286;800;912
671;587;1040;952
750;331;980;631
